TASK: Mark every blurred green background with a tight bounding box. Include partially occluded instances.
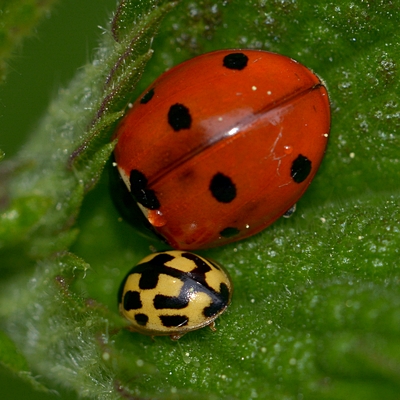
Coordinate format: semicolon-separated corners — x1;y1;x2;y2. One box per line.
0;1;115;398
0;0;115;157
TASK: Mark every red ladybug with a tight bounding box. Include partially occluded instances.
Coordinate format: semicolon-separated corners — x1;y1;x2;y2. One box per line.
112;49;330;250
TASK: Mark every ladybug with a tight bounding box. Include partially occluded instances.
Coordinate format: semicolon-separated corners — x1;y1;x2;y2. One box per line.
112;49;330;249
118;250;233;340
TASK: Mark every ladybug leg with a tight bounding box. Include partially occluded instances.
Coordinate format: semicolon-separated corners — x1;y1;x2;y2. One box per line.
170;333;185;340
209;321;217;332
283;203;297;218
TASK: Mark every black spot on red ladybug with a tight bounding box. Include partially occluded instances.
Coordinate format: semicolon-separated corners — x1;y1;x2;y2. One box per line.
220;227;240;238
160;315;188;327
140;88;154;104
209;173;237;203
223;53;249;70
291;155;312;183
110;159;168;245
168;103;192;131
129;169;160;210
124;290;142;310
178;168;196;182
135;313;149;326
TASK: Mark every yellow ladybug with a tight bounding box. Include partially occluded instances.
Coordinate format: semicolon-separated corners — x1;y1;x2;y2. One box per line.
118;250;233;340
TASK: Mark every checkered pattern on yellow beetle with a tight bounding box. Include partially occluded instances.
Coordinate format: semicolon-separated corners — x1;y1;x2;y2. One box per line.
118;250;233;339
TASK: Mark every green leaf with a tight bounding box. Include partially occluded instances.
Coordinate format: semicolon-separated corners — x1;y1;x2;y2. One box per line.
0;252;141;398
1;0;400;399
0;330;51;392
